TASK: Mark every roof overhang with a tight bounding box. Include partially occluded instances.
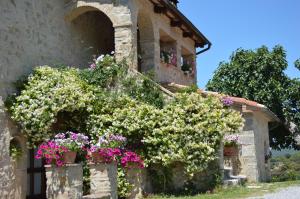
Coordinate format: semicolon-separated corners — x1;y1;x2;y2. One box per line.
148;0;211;48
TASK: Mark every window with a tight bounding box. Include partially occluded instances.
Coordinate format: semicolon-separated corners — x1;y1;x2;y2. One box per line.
27;149;46;199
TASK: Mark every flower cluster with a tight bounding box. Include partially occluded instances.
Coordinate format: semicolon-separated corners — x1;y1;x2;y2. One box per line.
91;133;127;149
54;132;89;152
35;141;68;167
181;59;195;75
121;151;144;169
224;134;240;147
88;134;127;163
89;148;122;163
89;52;115;70
221;97;234;106
160;48;177;66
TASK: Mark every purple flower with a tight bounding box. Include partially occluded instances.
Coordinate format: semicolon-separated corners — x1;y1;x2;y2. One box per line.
222;97;234;106
55;133;65;139
70;132;78;140
109;134;126;142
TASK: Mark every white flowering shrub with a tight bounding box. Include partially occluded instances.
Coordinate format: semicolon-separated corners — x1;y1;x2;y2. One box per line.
87;92;244;175
10;66;94;145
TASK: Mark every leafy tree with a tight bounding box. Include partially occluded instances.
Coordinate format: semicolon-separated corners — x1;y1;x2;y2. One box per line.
206;45;300;149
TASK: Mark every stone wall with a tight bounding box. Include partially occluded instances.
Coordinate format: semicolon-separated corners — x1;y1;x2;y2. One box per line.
238;111;271;182
45;164;83;199
145;161;221;195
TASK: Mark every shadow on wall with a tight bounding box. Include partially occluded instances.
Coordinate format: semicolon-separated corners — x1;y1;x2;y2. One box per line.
71;9;115;65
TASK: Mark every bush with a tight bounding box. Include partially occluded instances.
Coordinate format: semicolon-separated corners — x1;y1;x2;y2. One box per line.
7;56;244;195
271;152;300;182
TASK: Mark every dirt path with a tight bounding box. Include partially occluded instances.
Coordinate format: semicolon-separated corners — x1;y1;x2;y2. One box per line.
247;185;300;199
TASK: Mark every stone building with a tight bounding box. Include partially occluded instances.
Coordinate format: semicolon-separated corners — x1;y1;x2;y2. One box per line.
0;0;279;198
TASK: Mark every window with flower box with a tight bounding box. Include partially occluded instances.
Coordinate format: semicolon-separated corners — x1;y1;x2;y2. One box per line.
160;31;177;67
181;48;196;77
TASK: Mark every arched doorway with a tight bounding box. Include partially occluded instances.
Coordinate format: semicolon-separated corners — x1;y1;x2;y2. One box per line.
71;9;115;64
137;11;155;73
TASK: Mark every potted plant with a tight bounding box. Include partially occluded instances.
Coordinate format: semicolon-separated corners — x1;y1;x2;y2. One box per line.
88;134;126;163
36;132;89;166
121;151;144;169
53;131;89;164
35;141;68;166
223;134;240;156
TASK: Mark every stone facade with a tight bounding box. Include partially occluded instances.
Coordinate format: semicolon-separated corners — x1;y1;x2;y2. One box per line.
238;112;272;182
224;108;273;183
45;164;83;199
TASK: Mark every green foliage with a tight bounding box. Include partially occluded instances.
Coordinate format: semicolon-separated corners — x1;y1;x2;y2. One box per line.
206;45;300;149
144;93;243;175
9;66;95;146
80;55;127;88
271;152;300;182
122;71;165;108
118;167;133;198
178;84;199;94
7;56;244;195
88;92;243;175
9;141;23;160
295;59;300;71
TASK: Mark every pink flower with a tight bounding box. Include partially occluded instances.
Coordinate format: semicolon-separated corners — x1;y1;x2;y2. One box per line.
121;151;144;169
56;160;64;167
90;63;96;70
37;149;43;155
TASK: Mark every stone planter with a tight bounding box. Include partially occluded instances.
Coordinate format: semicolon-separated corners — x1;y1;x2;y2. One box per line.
88;163;117;199
224;146;238;156
45;164;83;199
126;168;143;199
63;151;77;164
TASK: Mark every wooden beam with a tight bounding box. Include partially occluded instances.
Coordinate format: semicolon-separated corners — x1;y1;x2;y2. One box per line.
170;19;182;27
183;31;193;38
154;5;167;14
195;42;205;48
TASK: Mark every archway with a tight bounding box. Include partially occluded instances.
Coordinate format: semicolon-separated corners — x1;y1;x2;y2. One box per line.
71;8;115;64
137;10;155;73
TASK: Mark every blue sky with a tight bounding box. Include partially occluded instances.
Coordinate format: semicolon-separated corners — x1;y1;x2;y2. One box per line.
178;0;300;89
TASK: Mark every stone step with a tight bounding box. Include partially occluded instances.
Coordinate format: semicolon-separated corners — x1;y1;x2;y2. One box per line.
223;179;240;186
83;194;110;199
223;167;247;186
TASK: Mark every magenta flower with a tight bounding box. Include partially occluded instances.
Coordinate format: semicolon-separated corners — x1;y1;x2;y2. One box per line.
121;151;144;169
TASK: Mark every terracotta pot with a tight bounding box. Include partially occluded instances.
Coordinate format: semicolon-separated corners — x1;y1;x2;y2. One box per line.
224;146;238;156
91;152;108;163
63;151;77;164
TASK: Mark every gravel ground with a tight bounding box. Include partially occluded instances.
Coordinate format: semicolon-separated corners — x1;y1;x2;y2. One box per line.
247;186;300;199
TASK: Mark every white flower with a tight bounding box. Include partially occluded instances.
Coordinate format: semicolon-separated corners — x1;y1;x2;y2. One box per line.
96;55;105;63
